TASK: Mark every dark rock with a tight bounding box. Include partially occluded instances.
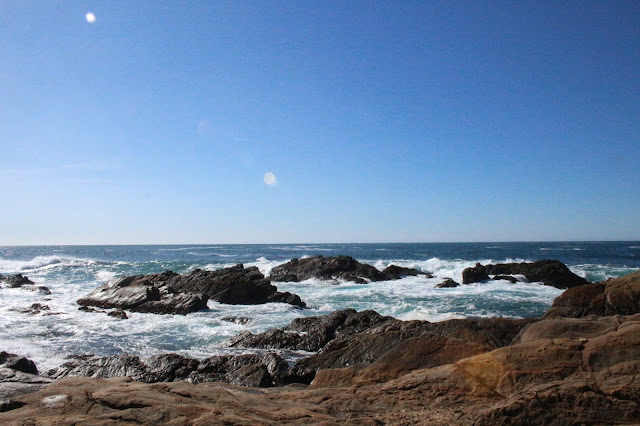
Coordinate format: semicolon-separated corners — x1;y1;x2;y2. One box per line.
78;264;305;314
46;352;290;388
486;259;589;289
462;263;490;284
380;265;433;279
461;260;589;288
107;310;128;320
221;317;252;325
0;274;34;288
0;352;38;375
78;306;102;313
226;309;395;352
436;278;460;288
292;317;535;384
492;275;519;283
12;303;51;315
168;265;305;307
544;270;640;318
269;256;386;284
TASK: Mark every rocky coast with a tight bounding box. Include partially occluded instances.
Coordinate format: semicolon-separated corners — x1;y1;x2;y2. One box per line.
2;257;640;424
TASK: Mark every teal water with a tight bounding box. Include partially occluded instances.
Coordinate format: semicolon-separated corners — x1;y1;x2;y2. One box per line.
0;242;638;370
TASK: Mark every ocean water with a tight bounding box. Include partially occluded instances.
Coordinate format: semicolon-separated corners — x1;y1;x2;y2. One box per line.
1;242;639;371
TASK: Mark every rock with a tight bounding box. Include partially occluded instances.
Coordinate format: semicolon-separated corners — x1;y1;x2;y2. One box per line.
78;265;306;314
436;278;460;288
221;316;252;325
492;275;518;283
4;314;640;424
107;310;128;320
380;265;433;279
12;303;50;315
461;260;589;288
0;353;50;409
46;352;290;388
0;353;38;375
168;265;305;308
544;270;640;318
462;263;490;284
486;259;589;289
226;309;395;352
269;256;387;283
0;274;34;288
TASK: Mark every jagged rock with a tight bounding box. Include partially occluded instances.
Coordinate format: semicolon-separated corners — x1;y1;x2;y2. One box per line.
107;310;128;320
462;260;589;288
77;265;306;314
380;265;433;279
544;270;640;318
269;256;431;284
12;303;50;315
0;274;34;288
221;316;252;325
291;317;535;384
462;263;490;284
436;278;460;288
226;309;395;352
492;275;518;283
46;352;290;388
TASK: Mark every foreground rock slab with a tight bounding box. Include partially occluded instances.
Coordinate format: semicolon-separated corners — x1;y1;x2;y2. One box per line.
78;264;306;314
269;255;431;283
4;314;640;425
462;259;590;288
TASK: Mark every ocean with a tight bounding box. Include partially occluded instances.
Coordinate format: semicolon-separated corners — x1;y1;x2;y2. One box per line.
1;242;639;371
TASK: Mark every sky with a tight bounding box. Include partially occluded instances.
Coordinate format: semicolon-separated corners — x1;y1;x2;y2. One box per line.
1;1;639;244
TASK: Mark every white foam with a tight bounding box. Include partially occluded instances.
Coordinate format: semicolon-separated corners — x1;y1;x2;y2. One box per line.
0;256;95;273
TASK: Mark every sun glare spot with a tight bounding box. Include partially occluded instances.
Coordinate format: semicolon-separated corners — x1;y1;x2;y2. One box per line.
264;172;277;186
86;12;96;24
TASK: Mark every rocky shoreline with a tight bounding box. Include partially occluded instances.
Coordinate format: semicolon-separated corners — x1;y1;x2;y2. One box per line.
2;258;640;424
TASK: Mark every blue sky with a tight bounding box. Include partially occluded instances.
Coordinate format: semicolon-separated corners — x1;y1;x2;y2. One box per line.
1;1;639;244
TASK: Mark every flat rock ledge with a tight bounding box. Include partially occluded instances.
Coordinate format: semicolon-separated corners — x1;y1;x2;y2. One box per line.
77;264;306;315
461;259;590;288
269;255;432;284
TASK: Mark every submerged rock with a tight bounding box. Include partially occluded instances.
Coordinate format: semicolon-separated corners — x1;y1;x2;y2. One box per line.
544;269;640;318
77;264;306;315
462;259;589;288
0;274;34;288
269;256;431;283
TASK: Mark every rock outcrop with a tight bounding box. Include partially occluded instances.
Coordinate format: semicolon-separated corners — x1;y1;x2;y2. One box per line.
4;313;640;424
436;278;460;288
77;264;306;314
0;274;51;294
46;352;290;388
462;259;590;288
269;256;430;283
0;353;51;412
544;270;640;318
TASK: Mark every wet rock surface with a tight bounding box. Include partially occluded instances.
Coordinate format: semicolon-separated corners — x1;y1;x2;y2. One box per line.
46;352;290;388
462;259;590;288
77;264;306;314
269;255;431;283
